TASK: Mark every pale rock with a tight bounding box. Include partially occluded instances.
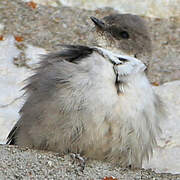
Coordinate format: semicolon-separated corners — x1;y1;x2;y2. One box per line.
58;0;180;18
22;0;60;7
0;36;46;143
25;44;46;69
20;0;180;18
143;81;180;174
0;23;4;33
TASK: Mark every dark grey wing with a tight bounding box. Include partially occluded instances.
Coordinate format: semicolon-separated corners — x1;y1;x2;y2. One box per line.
44;45;94;63
6;45;94;145
6;122;20;145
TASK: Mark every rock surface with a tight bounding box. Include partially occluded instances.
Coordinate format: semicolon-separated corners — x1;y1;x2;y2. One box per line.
0;145;180;180
0;0;180;84
26;0;180;18
143;81;180;174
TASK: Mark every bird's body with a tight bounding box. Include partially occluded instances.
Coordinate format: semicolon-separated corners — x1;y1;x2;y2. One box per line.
7;14;165;168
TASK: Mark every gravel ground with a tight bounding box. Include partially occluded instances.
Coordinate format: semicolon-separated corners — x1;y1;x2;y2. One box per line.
0;145;180;180
0;0;180;84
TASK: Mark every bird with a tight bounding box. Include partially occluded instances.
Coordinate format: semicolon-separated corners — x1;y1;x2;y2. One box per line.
7;13;165;168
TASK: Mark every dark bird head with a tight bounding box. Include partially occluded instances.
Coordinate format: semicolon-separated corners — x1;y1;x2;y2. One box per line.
90;14;152;67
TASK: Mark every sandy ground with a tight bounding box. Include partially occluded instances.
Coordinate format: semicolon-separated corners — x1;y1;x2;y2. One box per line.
0;145;180;180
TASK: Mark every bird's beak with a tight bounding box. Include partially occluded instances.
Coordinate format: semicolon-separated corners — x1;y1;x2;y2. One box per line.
90;16;105;29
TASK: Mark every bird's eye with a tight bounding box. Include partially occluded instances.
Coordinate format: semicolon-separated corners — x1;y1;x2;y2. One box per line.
110;26;130;40
119;31;129;39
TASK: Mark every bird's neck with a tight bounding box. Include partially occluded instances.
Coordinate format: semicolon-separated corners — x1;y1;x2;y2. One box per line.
92;34;133;58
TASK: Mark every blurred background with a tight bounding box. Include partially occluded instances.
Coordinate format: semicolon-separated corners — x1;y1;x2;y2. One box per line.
25;0;180;18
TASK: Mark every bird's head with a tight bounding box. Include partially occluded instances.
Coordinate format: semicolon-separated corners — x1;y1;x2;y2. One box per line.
90;14;152;67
